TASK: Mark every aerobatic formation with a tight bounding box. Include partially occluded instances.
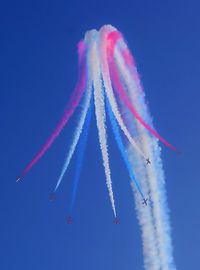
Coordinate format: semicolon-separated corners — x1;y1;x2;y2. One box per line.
17;25;176;270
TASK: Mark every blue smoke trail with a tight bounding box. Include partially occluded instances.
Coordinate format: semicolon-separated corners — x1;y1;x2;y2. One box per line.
69;95;93;213
106;97;144;199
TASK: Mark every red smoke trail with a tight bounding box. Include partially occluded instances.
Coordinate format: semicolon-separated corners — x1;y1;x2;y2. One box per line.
107;31;177;152
17;44;87;181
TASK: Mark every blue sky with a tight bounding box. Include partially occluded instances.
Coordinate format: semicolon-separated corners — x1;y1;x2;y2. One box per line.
1;0;200;269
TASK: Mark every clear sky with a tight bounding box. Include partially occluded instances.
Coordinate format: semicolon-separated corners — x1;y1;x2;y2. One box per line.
1;1;199;269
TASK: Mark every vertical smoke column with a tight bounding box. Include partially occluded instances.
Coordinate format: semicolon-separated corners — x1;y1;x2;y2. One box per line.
103;25;162;270
113;30;176;269
92;30;117;217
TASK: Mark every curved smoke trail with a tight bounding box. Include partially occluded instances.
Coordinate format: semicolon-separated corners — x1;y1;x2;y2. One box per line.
92;33;116;217
99;26;147;161
106;97;144;199
18;43;87;180
107;30;177;152
69;97;93;213
18;24;176;270
112;29;176;269
54;86;92;191
54;42;93;191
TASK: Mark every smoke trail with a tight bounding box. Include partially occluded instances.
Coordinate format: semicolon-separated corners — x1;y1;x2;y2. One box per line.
107;31;177;152
128;146;161;270
128;119;176;270
115;35;176;269
92;35;116;217
69;96;92;213
53;30;98;191
99;25;176;269
18;24;176;269
99;26;147;161
18;47;87;180
54;73;92;191
106;89;161;268
106;97;144;199
128;112;175;269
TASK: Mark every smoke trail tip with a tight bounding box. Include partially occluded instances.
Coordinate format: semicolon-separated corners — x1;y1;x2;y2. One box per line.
16;176;21;182
165;143;181;155
114;217;120;224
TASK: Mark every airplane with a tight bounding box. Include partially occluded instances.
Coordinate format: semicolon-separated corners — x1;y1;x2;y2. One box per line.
16;176;21;182
67;216;73;224
114;218;120;224
146;158;151;165
49;192;56;201
142;198;148;206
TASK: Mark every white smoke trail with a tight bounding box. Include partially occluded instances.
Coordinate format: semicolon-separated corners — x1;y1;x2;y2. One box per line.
102;31;160;269
115;43;176;269
128;144;161;270
54;85;92;191
92;33;116;217
54;33;94;191
99;26;162;269
99;26;147;161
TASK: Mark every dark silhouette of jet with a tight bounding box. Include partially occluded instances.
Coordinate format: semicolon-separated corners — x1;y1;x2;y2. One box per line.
49;192;56;201
67;216;73;224
142;198;148;206
114;218;120;224
146;158;151;165
16;176;21;182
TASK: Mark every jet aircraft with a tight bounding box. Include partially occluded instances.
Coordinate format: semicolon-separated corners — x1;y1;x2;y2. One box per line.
16;176;21;182
67;216;73;224
146;158;151;165
142;198;148;206
114;218;120;224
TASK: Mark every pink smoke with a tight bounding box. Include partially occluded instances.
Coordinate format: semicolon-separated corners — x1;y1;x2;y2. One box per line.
107;31;177;152
18;45;87;180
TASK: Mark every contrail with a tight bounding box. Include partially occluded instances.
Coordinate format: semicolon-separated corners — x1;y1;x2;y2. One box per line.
54;37;94;191
54;87;92;191
69;97;92;213
107;30;177;152
128;146;161;270
115;35;176;269
106;97;144;199
18;43;87;181
92;33;117;217
103;25;162;270
99;26;147;161
18;25;176;270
